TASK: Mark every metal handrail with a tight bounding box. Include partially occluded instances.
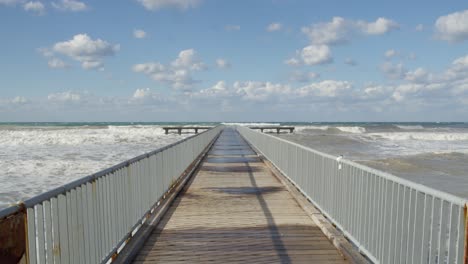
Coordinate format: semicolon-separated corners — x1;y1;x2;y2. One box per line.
0;125;223;264
238;126;468;264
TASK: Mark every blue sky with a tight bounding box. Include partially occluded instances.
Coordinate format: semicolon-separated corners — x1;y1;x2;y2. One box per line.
1;0;467;121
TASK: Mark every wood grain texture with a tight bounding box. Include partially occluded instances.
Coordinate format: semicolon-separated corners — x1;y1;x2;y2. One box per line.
133;128;348;263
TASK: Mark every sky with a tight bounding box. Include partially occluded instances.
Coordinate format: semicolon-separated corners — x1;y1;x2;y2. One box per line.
0;0;467;122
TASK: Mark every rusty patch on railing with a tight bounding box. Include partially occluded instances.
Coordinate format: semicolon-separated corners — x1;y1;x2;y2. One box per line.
0;206;26;263
464;204;468;264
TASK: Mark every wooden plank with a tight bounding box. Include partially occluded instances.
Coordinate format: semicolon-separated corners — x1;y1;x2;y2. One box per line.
132;128;349;263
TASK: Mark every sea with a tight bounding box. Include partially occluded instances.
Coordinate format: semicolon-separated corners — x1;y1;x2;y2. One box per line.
0;122;467;209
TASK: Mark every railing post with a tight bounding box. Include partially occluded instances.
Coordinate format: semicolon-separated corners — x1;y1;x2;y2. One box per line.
464;204;468;264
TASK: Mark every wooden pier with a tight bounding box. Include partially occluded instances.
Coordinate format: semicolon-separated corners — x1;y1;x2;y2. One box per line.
249;126;295;133
162;126;213;135
129;128;354;263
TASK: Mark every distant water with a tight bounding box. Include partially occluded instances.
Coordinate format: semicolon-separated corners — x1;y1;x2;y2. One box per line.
273;122;468;199
0;122;217;209
1;122;468;210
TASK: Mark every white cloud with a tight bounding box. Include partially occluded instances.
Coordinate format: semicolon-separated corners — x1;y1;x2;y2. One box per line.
50;34;119;70
48;58;69;69
171;49;206;70
133;49;206;90
133;29;147;39
132;88;152;99
344;58;357;66
385;49;398;58
404;68;430;83
234;81;291;101
23;1;45;15
301;17;399;45
225;25;240;31
284;57;302;67
300;45;332;65
130;88;166;104
415;24;424;31
48;91;82;102
215;58;230;69
297;80;352;97
11;96;28;104
137;0;200;11
198;81;231;97
435;10;468;42
356;17;399;35
266;22;282;32
301;17;350;45
52;0;87;11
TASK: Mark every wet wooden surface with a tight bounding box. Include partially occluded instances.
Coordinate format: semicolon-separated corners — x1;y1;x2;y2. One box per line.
133;128;348;263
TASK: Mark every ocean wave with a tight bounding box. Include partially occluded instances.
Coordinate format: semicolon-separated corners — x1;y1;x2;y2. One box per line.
295;126;329;132
0;125;173;146
395;125;425;130
367;132;468;141
335;126;366;134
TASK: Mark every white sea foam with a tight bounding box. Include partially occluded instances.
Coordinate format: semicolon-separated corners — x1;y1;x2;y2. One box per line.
294;126;329;134
0;125;187;209
335;126;366;134
395;125;425;130
367;132;468;141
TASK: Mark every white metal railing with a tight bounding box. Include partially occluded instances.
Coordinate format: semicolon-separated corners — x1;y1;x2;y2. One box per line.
0;126;222;264
237;126;468;264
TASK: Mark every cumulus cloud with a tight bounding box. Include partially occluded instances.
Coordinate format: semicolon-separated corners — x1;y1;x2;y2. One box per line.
284;57;302;67
266;22;282;32
225;25;240;31
46;34;119;70
197;81;231;97
435;10;468;42
404;68;430;83
356;17;399;35
301;16;399;45
285;45;332;66
133;49;206;90
47;91;82;102
415;24;424;31
234;81;291;102
297;80;352;97
301;45;332;65
133;29;147;39
23;1;45;15
215;58;230;69
137;0;200;11
385;49;398;58
129;88;167;105
301;17;350;45
52;0;87;11
11;96;29;104
47;58;69;69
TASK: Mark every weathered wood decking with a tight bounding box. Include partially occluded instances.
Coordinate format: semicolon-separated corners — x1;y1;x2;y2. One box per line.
133;128;349;263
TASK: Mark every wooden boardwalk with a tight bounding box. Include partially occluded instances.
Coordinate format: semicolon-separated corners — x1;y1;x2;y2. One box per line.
133;128;349;263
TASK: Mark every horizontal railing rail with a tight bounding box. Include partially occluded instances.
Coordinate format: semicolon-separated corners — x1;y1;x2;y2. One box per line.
0;125;223;264
237;126;468;264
